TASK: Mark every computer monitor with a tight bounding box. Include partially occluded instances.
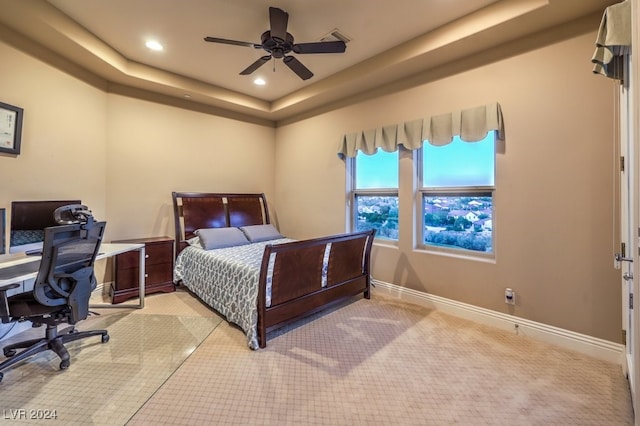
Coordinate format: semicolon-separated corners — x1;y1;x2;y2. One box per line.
9;200;81;254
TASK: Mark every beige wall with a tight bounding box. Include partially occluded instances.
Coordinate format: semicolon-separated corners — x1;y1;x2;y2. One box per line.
104;94;276;241
0;39;108;222
0;38;276;280
275;31;621;342
0;26;623;343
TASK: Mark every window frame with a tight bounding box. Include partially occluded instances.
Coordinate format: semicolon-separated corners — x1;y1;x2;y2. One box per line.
348;151;399;243
416;133;496;257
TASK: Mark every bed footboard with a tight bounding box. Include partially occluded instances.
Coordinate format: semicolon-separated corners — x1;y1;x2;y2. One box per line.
256;229;375;348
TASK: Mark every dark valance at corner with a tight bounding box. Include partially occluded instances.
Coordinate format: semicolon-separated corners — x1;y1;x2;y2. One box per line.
591;0;631;80
337;102;504;159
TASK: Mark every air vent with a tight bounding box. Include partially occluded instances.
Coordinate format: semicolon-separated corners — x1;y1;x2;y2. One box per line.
319;29;351;44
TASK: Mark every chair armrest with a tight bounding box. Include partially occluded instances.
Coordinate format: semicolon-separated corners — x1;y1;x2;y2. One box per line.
0;283;20;320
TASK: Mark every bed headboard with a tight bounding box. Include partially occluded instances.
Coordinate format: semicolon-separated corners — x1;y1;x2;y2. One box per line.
172;192;270;251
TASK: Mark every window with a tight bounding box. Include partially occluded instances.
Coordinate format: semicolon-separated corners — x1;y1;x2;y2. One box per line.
341;103;502;254
351;150;399;240
419;133;495;254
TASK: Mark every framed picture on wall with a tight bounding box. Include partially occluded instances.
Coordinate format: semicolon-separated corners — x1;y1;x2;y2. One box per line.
0;101;23;155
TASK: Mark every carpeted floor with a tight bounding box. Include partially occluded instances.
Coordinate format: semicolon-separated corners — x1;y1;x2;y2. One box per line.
129;290;633;425
0;288;634;425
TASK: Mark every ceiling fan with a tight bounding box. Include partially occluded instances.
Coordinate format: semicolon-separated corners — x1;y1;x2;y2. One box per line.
204;6;346;81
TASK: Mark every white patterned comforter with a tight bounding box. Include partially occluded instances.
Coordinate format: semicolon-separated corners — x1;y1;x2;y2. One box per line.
174;239;292;349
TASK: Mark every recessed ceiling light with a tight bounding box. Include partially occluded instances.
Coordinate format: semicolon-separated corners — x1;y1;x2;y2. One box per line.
254;78;266;86
145;40;163;51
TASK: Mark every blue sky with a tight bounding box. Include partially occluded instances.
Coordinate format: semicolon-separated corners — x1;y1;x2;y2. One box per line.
356;133;495;188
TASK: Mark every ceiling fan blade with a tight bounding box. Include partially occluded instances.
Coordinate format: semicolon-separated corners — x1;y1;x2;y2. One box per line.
204;37;261;49
292;41;347;54
240;55;272;75
283;56;313;80
269;7;289;42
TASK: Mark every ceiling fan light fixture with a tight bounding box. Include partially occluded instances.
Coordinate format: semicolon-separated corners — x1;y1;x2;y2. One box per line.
253;78;266;86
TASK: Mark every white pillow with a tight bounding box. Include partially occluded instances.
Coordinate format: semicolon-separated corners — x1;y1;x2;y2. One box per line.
186;236;203;248
239;224;283;243
195;227;250;250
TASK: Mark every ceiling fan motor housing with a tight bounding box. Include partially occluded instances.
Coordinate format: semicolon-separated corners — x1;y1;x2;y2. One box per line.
261;31;294;58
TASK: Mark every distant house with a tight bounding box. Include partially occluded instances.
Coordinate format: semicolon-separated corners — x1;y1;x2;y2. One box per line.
448;210;479;222
475;219;492;231
360;205;381;214
424;204;439;214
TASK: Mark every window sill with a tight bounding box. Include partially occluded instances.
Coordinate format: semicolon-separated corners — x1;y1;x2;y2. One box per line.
413;246;496;264
372;239;399;250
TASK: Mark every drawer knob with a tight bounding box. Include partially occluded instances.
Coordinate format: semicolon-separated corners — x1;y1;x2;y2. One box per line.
145;273;149;278
145;254;149;259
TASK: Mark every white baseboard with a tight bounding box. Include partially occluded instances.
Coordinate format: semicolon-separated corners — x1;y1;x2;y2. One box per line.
95;282;106;295
372;279;624;365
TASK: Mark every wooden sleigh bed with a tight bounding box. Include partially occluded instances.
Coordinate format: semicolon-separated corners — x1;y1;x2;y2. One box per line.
172;192;375;349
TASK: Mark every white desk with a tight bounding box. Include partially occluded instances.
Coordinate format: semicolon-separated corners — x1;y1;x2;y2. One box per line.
0;242;146;309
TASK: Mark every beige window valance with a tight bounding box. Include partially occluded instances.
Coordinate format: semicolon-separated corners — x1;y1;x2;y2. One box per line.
591;0;631;80
337;102;504;159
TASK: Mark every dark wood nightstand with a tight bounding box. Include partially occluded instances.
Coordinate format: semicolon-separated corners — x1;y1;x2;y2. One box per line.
111;236;175;304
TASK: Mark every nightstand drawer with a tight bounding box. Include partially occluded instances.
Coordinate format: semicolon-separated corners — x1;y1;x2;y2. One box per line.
115;262;173;289
116;242;172;269
111;236;175;304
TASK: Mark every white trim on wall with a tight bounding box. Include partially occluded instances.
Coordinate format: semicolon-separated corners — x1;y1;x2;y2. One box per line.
372;279;624;365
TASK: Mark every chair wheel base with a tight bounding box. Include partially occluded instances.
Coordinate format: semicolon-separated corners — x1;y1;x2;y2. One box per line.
102;334;109;343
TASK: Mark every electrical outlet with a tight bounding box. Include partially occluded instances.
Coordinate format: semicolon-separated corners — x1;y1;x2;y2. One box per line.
505;288;515;305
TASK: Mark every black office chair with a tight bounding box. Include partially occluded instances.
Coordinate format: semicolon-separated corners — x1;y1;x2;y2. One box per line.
0;205;108;382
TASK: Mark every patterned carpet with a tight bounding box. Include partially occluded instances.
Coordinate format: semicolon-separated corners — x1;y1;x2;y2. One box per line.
0;290;222;425
128;290;634;425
